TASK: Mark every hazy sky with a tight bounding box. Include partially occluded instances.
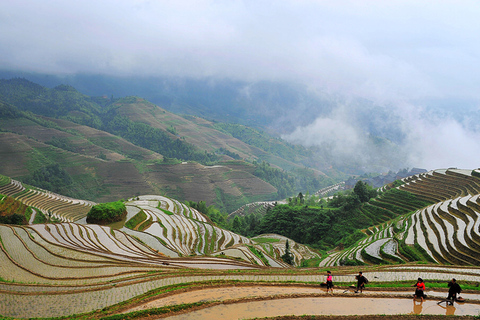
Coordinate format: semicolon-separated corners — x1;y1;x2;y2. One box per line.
1;0;480;170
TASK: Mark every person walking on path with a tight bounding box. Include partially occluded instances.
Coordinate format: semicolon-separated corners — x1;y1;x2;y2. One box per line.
325;270;333;294
413;278;426;302
355;271;367;293
446;278;462;305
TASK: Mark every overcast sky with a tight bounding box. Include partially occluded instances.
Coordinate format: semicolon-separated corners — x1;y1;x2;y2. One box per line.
1;0;480;170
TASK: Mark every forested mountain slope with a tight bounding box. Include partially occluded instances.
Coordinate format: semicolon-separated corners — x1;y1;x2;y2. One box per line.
0;79;340;210
0;117;276;210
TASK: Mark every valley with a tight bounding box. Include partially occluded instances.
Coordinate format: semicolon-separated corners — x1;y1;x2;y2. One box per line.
2;166;480;318
1;79;480;319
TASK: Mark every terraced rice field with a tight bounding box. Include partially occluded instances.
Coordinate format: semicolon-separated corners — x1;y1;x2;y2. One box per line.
122;196;320;267
320;168;480;267
0;193;321;318
0;176;94;222
3;169;480;318
2;263;480;318
0;218;273;318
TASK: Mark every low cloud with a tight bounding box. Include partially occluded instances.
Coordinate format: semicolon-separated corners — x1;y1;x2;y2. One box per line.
1;0;480;101
283;100;480;172
2;0;480;171
403;111;480;170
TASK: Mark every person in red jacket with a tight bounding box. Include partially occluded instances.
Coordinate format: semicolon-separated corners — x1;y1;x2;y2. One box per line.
413;278;426;302
326;270;333;294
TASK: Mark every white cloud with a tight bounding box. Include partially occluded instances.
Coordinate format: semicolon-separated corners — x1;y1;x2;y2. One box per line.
2;0;480;170
1;0;480;100
283;105;362;151
403;113;480;170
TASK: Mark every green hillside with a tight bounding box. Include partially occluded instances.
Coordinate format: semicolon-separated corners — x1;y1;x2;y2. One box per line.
0;79;342;211
319;169;480;266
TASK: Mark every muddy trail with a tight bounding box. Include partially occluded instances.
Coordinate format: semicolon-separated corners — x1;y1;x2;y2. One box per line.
122;284;480;319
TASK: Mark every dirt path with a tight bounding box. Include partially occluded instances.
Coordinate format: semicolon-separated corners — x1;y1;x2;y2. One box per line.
236;316;477;320
127;286;320;312
28;208;36;224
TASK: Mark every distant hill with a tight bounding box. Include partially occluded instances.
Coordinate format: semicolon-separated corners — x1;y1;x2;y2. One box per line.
0;79;341;211
0;72;413;174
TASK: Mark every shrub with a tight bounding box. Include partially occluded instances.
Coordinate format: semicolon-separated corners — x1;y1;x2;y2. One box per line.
339;258;364;266
0;213;25;225
86;201;126;224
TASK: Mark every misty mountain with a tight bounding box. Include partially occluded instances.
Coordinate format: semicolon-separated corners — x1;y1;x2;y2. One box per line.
0;71;334;131
0;71;421;173
0;71;407;140
0;79;346;211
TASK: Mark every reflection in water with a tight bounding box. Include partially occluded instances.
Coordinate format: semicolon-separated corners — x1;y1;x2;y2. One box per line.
438;302;456;315
412;300;423;314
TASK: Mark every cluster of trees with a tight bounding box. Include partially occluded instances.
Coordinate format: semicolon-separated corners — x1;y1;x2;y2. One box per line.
184;180;384;252
0;213;25;224
0;101;21;120
0;79;103;129
281;240;294;265
231;213;262;237
213;122;313;163
24;164;73;194
253;161;295;199
225;181;381;251
217;147;241;160
46;136;76;153
328;181;377;210
185;200;228;228
86;200;126;224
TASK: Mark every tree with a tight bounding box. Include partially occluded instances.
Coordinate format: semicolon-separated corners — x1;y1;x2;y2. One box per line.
298;192;304;204
354;181;370;203
86;201;126;224
232;216;243;234
281;240;294;265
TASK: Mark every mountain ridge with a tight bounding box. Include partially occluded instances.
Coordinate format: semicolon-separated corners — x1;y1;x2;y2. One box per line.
0;79;339;210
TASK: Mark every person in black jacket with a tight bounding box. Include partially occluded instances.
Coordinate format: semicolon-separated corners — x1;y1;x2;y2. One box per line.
446;278;461;305
355;271;367;293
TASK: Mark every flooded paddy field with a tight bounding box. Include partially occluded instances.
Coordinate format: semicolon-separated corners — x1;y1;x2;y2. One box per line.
122;284;480;319
127;285;480;313
161;296;480;320
3;266;480;319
